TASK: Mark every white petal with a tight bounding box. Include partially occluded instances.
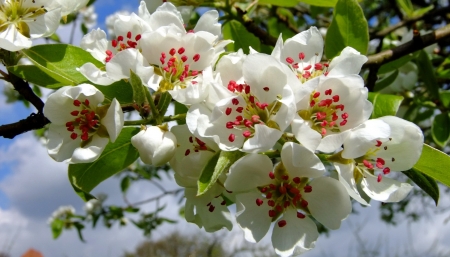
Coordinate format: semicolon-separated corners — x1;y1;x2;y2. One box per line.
102;98;124;142
194;10;221;36
242;124;282;153
70;135;109;163
0;25;32;51
80;28;108;62
78;63;117;85
335;163;369;205
47;124;80;162
328;47;368;76
281;142;325;178
291;114;322;152
361;173;413;202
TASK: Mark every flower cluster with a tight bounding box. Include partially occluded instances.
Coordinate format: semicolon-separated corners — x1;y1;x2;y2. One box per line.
42;2;424;256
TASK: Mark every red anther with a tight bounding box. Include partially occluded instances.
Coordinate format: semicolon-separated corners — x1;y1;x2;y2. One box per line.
251;115;260;123
187;29;194;33
310;100;316;107
112;39;118;47
199;145;207;150
117;35;124;41
321;120;328;127
189;136;194;143
325;89;332;95
377;174;382;183
195;138;205;146
191;70;199;76
269;184;276;190
299;52;305;60
193;54;200;62
256;102;268;109
286;57;294;64
332;95;340;102
304;185;312;193
160;57;165;64
228;133;235;142
169;48;176;55
336;104;344;111
71;110;79;116
249;95;255;103
260;187;268;193
318;100;328;107
236;116;243;121
284;201;290;208
135;34;141;41
236;107;244;113
293;63;299;69
377;158;385;165
297;212;306;219
321;128;327;136
221;200;226;205
181;55;188;62
316;112;326;120
282;175;289;180
226;122;234;129
228;83;235;91
340;120;348;126
178;47;185;54
268;200;275;206
184;64;189;71
70;133;78;140
81;109;89;115
256;198;263;206
313;92;320;98
225;107;232;115
84;99;90;106
209;205;215;212
163;66;170;72
341;113;349;119
269;172;275;179
383;167;391;174
235;84;243;92
263;87;270;92
289;187;299;194
232;98;239;105
324;71;329;76
269;210;276;217
73;100;81;107
376;140;382;147
244;85;250;94
363;160;374;169
302;71;311;78
243;131;252;138
89;120;98;127
301;199;308;208
315;63;323;70
293;177;301;184
332;112;338;121
266;192;272;199
278;219;287;227
324;63;329;67
279;186;287;194
81;132;89;141
65;121;73;127
75;118;81;123
126;31;131;39
329;121;336;127
234;120;241;125
325;99;333;106
303;65;312;70
376;162;384;169
105;50;113;56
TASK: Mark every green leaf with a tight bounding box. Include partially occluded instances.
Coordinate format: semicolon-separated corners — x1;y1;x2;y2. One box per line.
378;54;413;74
174;101;188;125
368;93;404;118
223;20;260;54
129;70;148;106
432;113;450;148
402;169;439;205
68;128;140;201
156;91;172;117
300;0;337;6
325;0;369;59
411;5;434;17
258;0;300;6
267;17;295;41
51;219;64;239
21;44;103;86
439;91;450;108
7;65;66;88
197;150;246;196
416;50;439;100
395;0;414;17
121;176;131;193
374;70;399;92
412;144;450;188
96;80;134;104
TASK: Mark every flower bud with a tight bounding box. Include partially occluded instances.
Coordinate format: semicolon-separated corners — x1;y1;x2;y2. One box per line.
131;125;177;166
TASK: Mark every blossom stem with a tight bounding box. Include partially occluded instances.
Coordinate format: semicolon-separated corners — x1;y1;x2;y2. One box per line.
123;113;187;126
261;149;280;158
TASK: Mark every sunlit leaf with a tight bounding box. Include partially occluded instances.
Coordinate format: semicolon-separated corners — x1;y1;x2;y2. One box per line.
412;144;450;188
223;20;260;54
431;113;450;148
368;93;404;118
402;168;439;205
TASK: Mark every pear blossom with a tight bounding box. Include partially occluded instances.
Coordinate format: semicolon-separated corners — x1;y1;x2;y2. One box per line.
169;125;232;232
225;142;351;256
131;124;177;166
0;0;62;51
332;116;423;205
187;53;297;152
292;75;373;152
43;84;124;163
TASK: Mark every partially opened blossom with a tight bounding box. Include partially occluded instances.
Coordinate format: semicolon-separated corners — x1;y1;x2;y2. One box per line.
332;116;423;205
0;0;62;51
131;124;177;166
225;142;351;256
169;125;232;232
292;75;373;152
187;53;297;153
43;84;124;163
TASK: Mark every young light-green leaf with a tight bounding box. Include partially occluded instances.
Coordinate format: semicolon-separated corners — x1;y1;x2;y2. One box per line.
258;0;300;7
223;20;261;54
368;92;404;118
416;50;440;100
431;113;450;148
197;150;246;196
129;70;148;106
21;44;103;86
412;144;450;188
325;0;369;59
402;169;439;205
68;128;140;201
300;0;337;7
374;70;399;92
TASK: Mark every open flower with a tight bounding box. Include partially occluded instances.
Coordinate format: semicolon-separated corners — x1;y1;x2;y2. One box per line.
0;0;62;51
331;116;423;205
43;84;124;163
131;124;177;166
225;142;351;256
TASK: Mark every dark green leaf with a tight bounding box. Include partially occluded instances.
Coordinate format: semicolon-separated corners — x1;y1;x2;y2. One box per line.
51;219;64;239
267;17;296;41
374;70;399;92
96;80;134;104
431;113;450;148
21;44;103;86
402;169;439;205
416;50;439;100
174;101;188;125
121;176;131;193
73;222;86;242
81;23;88;35
325;0;369;59
368;93;404;118
412;144;450;188
378;54;413;74
7;65;65;88
156;91;172;117
300;0;337;6
258;0;300;7
197;151;246;196
68;128;140;201
129;70;148;106
439;91;450;108
223;20;260;54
